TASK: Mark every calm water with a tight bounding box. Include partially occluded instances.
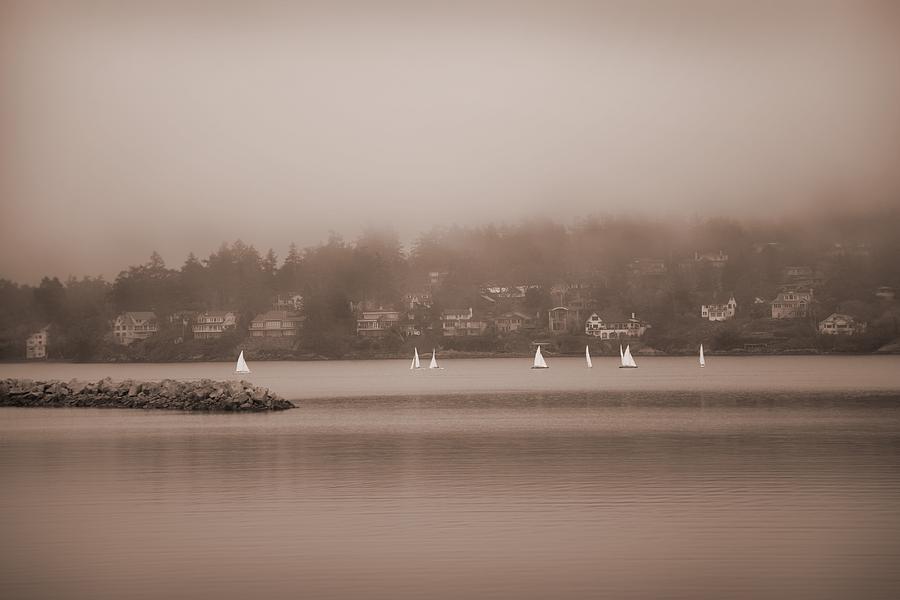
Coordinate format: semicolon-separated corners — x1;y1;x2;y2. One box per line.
2;357;900;599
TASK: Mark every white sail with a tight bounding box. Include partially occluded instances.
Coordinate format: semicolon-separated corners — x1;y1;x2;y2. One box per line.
619;344;624;361
235;350;250;374
621;345;637;368
699;344;705;367
429;349;440;369
585;345;593;368
410;347;421;370
532;345;549;369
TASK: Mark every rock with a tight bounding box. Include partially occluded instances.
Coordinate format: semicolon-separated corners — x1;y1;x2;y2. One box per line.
0;378;293;412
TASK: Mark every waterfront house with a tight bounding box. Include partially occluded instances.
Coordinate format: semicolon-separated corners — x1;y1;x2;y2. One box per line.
584;312;649;339
356;308;401;337
701;296;737;321
192;311;237;339
548;307;570;335
818;313;867;336
771;290;812;319
441;307;488;337
495;312;532;333
113;312;159;345
25;326;49;359
249;310;304;337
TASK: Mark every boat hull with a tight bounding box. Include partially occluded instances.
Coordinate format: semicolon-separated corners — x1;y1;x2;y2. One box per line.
531;366;549;369
618;365;638;369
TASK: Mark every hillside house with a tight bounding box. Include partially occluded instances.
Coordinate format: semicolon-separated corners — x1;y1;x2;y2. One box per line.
249;311;304;337
442;307;488;337
356;308;401;337
192;311;237;339
771;290;813;319
113;312;159;345
693;250;729;267
548;307;570;335
818;313;867;336
26;326;49;359
701;296;737;321
584;312;650;339
495;312;532;333
272;293;304;312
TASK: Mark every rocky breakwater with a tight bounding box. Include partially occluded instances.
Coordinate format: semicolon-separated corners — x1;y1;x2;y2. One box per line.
0;378;295;412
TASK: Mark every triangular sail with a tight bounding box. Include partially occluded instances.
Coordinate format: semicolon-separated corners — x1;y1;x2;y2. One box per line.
533;346;548;369
585;345;593;368
235;351;250;374
622;345;637;368
699;344;705;367
619;345;624;361
429;350;439;369
410;347;421;370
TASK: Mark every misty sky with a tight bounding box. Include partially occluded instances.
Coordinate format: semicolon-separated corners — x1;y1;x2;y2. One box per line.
2;1;899;282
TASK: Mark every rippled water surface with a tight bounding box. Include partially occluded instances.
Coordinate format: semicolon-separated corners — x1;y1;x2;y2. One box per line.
2;358;900;599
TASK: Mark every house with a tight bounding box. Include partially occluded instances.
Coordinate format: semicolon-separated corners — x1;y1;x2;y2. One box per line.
782;266;813;280
192;311;237;339
356;308;401;337
628;258;667;277
403;290;433;310
249;310;304;337
548;307;570;335
550;284;597;326
113;312;159;345
26;326;50;359
427;271;449;288
441;307;488;336
827;242;872;258
480;284;530;299
272;293;304;312
693;250;729;267
771;290;813;319
875;286;896;301
701;296;737;321
585;312;650;339
818;313;867;336
495;312;532;333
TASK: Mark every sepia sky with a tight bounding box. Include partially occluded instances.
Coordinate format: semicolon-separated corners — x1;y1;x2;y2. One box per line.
1;0;900;282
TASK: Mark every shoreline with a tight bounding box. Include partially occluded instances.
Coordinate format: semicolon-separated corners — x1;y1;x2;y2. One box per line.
1;349;898;365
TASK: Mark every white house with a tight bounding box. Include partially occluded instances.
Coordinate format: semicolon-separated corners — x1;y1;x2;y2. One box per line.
442;307;488;337
584;312;649;339
26;326;49;359
113;312;159;345
701;296;737;321
192;311;237;339
249;311;304;337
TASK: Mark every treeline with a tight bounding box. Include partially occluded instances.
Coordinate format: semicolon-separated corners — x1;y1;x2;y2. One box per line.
1;208;899;360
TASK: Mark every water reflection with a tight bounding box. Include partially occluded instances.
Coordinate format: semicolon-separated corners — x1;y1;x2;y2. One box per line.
2;391;900;599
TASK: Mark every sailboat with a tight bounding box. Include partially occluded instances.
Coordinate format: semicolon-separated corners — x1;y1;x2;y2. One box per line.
410;347;422;370
699;344;706;368
429;349;443;370
585;345;593;368
531;345;549;369
235;350;251;374
619;344;638;369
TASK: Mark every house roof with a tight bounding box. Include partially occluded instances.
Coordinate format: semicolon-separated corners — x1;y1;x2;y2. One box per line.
251;310;303;323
